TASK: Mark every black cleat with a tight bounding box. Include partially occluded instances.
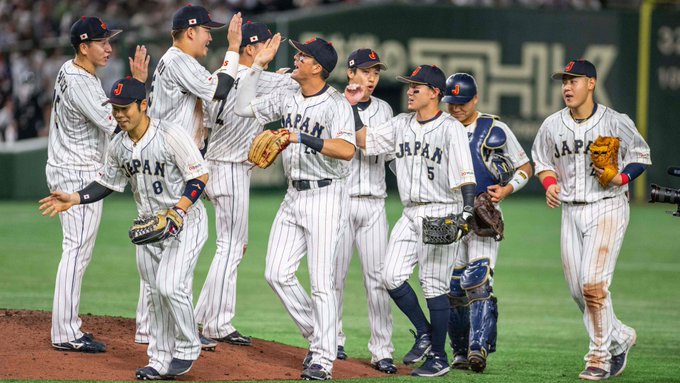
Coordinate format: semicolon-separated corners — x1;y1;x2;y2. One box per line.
403;330;432;365
200;334;217;351
301;364;331;380
216;330;252;346
135;366;163;380
336;345;347;360
166;358;193;377
411;353;450;377
578;366;610;381
52;333;106;353
372;358;397;374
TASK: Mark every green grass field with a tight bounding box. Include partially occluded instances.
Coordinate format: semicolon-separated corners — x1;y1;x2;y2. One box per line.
1;193;679;382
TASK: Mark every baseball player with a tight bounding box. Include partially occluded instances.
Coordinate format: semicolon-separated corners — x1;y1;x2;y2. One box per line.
46;16;148;353
443;73;533;373
532;60;650;381
194;21;297;346
40;78;210;380
346;65;476;377
235;35;355;380
333;48;397;374
137;5;242;347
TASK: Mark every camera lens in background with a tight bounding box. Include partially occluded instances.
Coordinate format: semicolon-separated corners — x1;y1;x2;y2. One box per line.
649;184;680;204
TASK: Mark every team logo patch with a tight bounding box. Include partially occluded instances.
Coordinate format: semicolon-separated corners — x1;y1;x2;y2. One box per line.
369;50;377;60
250;36;258;42
452;85;460;95
80;33;88;40
565;61;575;71
411;66;422;76
113;83;123;95
461;170;474;177
305;37;317;44
188;163;202;172
348;59;355;66
222;60;228;66
99;18;107;29
188;18;197;25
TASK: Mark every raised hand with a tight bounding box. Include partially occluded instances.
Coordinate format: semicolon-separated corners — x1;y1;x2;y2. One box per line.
130;45;150;83
227;12;243;52
344;83;366;106
254;33;282;68
39;191;78;217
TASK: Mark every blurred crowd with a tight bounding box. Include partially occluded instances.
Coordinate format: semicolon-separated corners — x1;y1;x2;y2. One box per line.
0;0;648;142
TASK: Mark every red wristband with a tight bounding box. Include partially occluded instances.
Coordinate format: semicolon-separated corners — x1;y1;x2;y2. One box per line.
542;176;558;190
620;173;629;185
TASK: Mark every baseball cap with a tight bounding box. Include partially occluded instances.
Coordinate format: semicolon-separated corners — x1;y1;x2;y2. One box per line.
289;37;338;73
241;21;274;47
442;73;478;104
551;59;597;80
172;4;225;30
102;77;146;106
347;49;387;70
396;65;446;93
70;16;122;47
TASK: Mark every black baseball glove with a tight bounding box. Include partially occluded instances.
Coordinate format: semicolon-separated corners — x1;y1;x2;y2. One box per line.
129;208;185;245
422;207;472;245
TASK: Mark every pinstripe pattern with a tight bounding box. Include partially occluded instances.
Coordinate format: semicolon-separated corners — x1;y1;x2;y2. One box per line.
334;96;394;363
532;104;649;371
46;59;116;344
98;118;208;371
364;111;474;298
264;182;349;371
148;47;219;148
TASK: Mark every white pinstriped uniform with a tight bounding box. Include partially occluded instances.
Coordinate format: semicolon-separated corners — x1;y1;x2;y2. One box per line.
334;96;395;363
97;119;208;374
46;60;117;344
454;112;529;271
247;79;355;372
147;47;219;148
194;67;297;338
531;104;651;371
364;112;475;298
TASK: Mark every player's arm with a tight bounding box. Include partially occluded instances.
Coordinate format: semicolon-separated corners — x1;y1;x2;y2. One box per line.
234;34;282;118
288;133;355;161
487;161;533;203
531;121;560;208
537;170;561;208
174;173;209;213
598;114;652;187
39;182;114;217
211;13;243;100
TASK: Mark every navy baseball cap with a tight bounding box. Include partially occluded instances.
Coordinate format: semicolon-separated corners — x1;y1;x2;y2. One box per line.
396;65;446;93
70;16;122;47
241;21;274;47
172;5;225;30
289;37;338;73
102;77;146;106
442;73;478;104
347;49;387;70
551;59;597;80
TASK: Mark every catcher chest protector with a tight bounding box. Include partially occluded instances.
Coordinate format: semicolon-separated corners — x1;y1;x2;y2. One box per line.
461;258;498;355
469;116;514;195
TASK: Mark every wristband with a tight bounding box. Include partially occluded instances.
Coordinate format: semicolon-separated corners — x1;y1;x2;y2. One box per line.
542;176;557;190
620;173;629;185
299;133;325;152
182;178;206;204
508;170;529;193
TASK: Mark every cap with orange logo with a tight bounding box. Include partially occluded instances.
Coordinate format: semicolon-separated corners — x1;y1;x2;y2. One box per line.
347;49;387;70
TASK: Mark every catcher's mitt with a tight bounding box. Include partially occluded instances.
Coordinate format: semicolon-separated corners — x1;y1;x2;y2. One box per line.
248;129;291;169
590;136;620;187
422;209;472;245
471;192;504;241
129;207;185;245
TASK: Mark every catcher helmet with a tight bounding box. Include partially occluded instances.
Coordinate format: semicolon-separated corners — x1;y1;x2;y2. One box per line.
442;73;477;104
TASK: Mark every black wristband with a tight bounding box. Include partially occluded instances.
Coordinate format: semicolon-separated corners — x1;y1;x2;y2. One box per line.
352;105;364;131
77;181;114;204
214;72;235;100
299;133;324;152
460;183;476;211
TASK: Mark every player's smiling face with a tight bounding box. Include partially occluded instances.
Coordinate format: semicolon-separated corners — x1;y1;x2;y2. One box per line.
291;51;318;81
561;76;595;109
192;26;213;58
83;39;113;68
406;83;436;111
348;67;381;101
112;100;147;133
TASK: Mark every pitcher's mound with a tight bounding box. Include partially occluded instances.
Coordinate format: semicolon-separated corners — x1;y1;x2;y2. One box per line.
0;310;408;381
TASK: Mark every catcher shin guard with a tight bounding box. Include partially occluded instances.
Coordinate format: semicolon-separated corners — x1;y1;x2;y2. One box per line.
461;259;498;357
448;267;470;363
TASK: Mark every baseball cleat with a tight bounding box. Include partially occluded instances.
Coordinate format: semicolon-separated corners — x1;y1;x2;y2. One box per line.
372;358;398;374
135;366;163;380
302;351;313;369
301;364;332;380
52;333;106;353
200;334;217;351
610;329;637;377
451;354;469;370
578;366;610;381
217;330;252;346
403;330;432;365
336;345;347;360
166;358;193;377
468;349;487;373
411;353;450;377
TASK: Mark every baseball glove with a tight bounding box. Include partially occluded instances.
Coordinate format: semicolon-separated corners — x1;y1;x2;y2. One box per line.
471;192;504;241
422;210;471;245
129;208;184;245
248;129;291;169
590;136;620;187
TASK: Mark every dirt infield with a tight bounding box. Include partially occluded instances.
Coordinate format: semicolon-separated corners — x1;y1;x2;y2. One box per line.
0;310;408;381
